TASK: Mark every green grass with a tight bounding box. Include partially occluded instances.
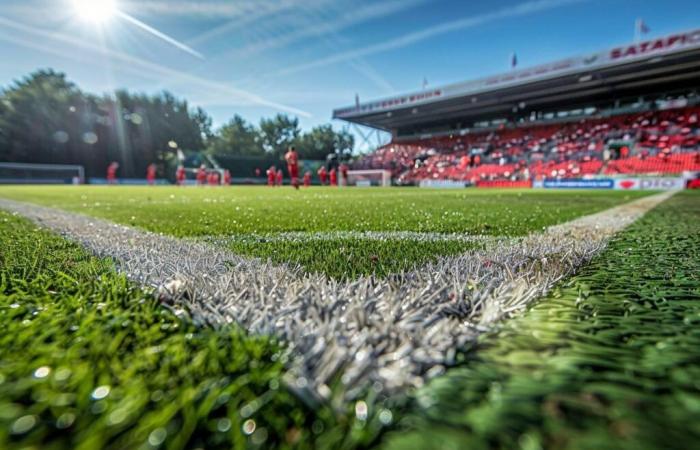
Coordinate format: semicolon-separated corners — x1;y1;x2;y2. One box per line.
2;187;698;449
382;191;700;450
0;186;650;236
224;236;484;280
0;186;650;279
0;211;386;450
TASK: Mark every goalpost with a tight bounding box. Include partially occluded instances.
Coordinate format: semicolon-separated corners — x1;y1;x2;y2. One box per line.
0;162;85;184
346;169;392;187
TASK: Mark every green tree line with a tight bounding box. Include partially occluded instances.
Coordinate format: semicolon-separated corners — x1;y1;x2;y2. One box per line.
0;70;353;178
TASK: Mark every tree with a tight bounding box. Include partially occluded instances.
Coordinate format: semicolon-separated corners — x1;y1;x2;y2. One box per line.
207;115;263;157
296;125;337;160
192;107;214;142
333;127;355;159
107;90;210;176
0;69;357;177
295;125;355;160
0;70;213;177
0;70;89;165
259;114;300;159
0;96;9;159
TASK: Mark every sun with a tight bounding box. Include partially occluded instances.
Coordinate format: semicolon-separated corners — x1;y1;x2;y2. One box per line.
72;0;117;23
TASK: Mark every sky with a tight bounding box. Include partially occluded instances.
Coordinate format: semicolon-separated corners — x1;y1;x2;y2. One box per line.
0;0;699;146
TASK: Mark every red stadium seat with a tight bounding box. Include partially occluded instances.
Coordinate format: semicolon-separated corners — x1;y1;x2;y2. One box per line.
353;106;700;184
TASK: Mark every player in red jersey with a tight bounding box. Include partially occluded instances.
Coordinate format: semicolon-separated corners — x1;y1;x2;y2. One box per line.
276;169;283;186
146;163;157;186
339;163;349;186
266;166;276;187
285;146;300;189
303;171;312;187
317;166;328;185
208;171;219;186
222;169;231;186
106;162;119;185
196;165;207;186
176;165;186;186
329;167;337;186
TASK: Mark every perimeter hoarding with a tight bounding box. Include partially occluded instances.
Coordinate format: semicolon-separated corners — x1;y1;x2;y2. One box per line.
536;177;686;190
543;179;615;189
419;180;469;189
614;177;686;190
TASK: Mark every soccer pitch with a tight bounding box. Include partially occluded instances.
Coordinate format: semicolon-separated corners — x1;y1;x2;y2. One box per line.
1;186;699;449
0;186;651;278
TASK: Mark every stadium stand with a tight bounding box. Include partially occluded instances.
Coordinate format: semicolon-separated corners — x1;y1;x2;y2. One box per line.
339;28;700;185
351;106;700;184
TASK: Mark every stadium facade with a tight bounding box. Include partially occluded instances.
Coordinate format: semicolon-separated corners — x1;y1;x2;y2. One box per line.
333;28;700;139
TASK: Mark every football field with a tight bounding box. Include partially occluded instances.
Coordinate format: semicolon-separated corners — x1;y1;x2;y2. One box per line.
1;186;698;449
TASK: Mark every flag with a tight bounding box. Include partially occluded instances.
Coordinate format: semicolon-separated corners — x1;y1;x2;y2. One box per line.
637;18;650;34
355;93;360;109
635;19;650;41
422;77;428;90
511;52;518;69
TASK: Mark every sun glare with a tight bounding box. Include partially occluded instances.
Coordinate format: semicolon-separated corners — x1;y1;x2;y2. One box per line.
72;0;117;23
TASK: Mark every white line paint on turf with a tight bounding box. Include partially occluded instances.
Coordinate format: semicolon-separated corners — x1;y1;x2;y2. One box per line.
201;231;505;244
0;192;674;405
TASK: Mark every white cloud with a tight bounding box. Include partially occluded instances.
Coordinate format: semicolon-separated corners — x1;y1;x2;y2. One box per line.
276;0;589;76
186;0;334;46
226;0;428;58
0;16;312;117
121;1;271;18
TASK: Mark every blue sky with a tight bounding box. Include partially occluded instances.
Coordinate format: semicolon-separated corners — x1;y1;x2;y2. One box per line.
0;0;698;138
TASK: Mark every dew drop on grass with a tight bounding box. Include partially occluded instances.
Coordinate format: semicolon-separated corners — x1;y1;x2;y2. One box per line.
108;409;128;426
150;390;164;402
91;402;107;414
378;409;393;425
11;415;37;435
354;400;368;421
33;366;51;379
240;404;254;418
251;427;268;445
148;427;167;446
91;385;111;400
56;412;76;429
217;418;232;433
242;419;256;435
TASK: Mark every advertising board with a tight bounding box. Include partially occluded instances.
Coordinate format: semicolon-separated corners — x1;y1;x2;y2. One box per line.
614;178;685;190
543;179;614;189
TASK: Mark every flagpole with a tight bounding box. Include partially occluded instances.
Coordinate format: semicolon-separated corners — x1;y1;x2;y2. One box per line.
634;18;640;42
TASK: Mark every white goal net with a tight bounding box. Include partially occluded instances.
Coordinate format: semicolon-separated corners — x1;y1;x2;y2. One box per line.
346;170;392;187
0;162;85;184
